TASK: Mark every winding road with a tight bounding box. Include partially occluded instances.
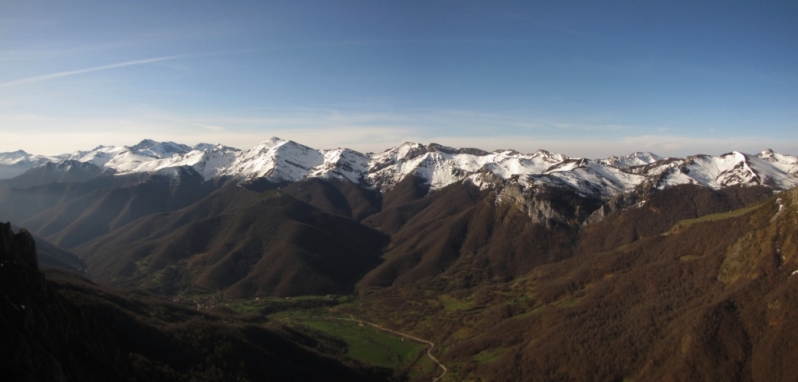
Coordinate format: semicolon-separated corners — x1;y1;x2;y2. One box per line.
313;315;448;382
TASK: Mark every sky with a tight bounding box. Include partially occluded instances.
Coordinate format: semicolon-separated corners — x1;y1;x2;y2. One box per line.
1;0;796;158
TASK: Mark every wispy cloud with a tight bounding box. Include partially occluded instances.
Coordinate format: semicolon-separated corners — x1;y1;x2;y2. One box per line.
0;55;185;87
192;123;227;132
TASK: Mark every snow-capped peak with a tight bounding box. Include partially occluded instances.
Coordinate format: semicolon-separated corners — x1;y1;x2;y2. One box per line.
193;143;238;152
222;137;324;182
531;149;569;163
128;139;192;158
758;148;775;159
756;149;798;175
0;150;30;161
310;148;370;184
650;151;798;190
600;151;663;168
0;150;60;178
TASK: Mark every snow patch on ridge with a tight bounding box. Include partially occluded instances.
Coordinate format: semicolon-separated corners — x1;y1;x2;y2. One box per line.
530;160;645;197
600;152;663;168
311;148;370;184
658;152;798;190
366;145;568;191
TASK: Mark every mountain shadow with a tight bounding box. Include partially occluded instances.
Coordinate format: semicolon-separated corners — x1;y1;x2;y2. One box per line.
75;186;389;297
0;172;148;225
281;178;383;221
10;168;222;248
10;223;86;274
0;160;107;189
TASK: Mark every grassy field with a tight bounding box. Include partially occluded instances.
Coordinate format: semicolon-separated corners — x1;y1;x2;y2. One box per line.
473;348;504;364
679;255;703;262
298;318;430;370
672;202;762;231
438;294;475;311
186;294;353;314
188;295;439;378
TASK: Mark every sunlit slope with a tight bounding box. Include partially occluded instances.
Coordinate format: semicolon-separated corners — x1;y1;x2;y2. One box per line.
359;181;773;290
347;186;798;381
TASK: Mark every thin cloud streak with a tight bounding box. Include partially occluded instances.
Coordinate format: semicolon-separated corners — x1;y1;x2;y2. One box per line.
0;43;421;88
0;55;185;87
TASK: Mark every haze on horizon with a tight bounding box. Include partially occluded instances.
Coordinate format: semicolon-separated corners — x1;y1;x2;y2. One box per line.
1;1;796;158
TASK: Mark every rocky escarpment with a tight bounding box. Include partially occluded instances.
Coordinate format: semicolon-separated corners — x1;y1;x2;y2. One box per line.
495;183;602;228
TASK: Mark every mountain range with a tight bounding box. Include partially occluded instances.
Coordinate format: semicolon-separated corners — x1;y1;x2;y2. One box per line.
1;139;796;294
3;138;797;195
2;138;798;380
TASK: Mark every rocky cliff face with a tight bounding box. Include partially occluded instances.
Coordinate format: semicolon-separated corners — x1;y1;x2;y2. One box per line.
495;183;604;228
1;223;39;270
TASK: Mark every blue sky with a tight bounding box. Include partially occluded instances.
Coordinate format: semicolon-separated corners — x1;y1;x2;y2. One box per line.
1;1;796;157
